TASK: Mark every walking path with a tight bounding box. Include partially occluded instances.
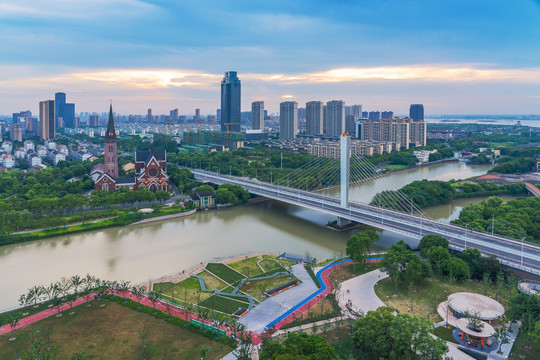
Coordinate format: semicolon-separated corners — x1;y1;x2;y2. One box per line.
337;269;388;316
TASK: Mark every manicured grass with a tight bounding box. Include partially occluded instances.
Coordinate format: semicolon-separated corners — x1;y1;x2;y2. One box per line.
281;294;341;329
328;262;383;284
220;286;235;293
228;256;264;277
433;325;459;343
155;277;212;304
240;274;298;302
205;263;246;285
198;295;250;315
374;277;508;323
259;258;284;272
200;271;228;291
0;300;232;360
263;254;296;268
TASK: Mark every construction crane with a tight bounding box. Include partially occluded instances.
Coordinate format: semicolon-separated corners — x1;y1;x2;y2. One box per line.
186;124;189;144
166;122;173;135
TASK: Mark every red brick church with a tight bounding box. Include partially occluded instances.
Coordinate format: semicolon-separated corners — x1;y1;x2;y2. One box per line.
94;105;170;192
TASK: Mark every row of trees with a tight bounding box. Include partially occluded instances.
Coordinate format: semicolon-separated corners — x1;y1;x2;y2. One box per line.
195;183;251;205
452;196;540;242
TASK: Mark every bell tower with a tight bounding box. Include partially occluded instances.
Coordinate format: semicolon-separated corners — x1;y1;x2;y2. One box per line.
104;103;118;178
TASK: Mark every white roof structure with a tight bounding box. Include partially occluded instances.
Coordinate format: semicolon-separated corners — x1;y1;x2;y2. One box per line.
456;318;495;338
449;292;505;320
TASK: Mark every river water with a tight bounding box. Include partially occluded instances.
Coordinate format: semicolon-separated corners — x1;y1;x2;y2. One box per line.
0;162;493;309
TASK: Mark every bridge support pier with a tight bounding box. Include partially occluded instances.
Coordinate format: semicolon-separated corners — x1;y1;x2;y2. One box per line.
337;217;351;227
340;133;350;208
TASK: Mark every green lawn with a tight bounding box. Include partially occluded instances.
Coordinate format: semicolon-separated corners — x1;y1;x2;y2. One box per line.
205;263;246;285
433;325;459;343
259;258;284;272
240;274;299;302
200;271;228;291
0;300;232;360
198;295;250;315
227;256;264;277
155;277;212;305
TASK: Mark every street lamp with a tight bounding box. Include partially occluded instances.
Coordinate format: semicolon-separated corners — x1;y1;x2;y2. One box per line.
386;295;389;306
465;224;469;250
521;237;525;266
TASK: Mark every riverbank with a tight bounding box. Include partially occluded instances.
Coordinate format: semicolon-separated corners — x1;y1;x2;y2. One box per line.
0;205;196;248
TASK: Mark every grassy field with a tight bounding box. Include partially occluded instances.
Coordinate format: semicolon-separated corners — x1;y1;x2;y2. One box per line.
433;325;459;343
155;277;212;305
240;274;298;302
205;263;246;285
227;256;264;277
259;258;284;272
0;300;232;360
374;277;508;322
328;262;383;285
281;294;341;329
200;271;228;291
198;295;250;315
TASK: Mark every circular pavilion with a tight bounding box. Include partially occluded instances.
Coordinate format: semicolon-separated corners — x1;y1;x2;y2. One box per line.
448;292;504;321
456;318;496;349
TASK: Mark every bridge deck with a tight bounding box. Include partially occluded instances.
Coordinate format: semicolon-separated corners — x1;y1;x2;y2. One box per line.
525;183;540;197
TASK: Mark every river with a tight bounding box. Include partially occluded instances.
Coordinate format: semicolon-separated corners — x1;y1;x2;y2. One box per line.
0;161;493;309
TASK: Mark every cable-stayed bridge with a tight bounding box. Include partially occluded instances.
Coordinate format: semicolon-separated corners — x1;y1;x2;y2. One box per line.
189;135;540;275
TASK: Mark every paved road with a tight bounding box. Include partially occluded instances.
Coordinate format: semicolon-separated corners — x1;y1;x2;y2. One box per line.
191;169;540;275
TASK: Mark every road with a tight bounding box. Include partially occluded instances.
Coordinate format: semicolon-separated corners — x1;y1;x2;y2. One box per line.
191;168;540;275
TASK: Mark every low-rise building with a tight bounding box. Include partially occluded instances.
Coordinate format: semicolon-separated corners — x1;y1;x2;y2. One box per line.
58;144;69;156
48;151;66;165
36;145;47;158
1;141;13;153
2;154;15;168
24;140;35;152
14;147;25;159
190;191;217;209
28;154;42;167
413;149;437;163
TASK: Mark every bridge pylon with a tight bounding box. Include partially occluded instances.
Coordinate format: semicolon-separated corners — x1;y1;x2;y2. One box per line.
340;133;350;208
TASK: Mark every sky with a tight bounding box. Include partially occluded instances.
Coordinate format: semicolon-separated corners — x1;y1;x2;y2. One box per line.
1;0;540;115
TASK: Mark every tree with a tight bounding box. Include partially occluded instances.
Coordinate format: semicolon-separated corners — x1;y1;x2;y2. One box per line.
346;231;379;271
426;246;451;278
494;315;510;354
260;333;338;360
7;311;22;340
353;307;448;360
418;235;449;258
443;257;470;281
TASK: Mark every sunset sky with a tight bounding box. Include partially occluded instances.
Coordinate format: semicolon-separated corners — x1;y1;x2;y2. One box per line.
1;0;540;115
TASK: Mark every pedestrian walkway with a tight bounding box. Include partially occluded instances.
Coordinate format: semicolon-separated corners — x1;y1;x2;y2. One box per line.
238;263;318;333
337;269;388;316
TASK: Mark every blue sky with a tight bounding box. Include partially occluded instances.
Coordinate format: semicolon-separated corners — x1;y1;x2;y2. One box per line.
1;0;540;115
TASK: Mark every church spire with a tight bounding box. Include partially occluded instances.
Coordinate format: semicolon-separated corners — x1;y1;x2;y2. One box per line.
106;102;117;141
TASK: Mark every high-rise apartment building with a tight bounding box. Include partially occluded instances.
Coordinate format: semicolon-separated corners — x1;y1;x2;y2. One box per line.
325;100;345;137
55;92;65;127
251;101;264;130
408;118;427;146
410;104;424;122
368;111;381;122
359;118;410;149
279;101;298;140
195;109;201;120
54;92;76;128
306;101;324;135
10;124;23;141
89;115;99;127
381;111;394;119
345;115;358;134
147;109;152;123
220;71;241;132
39;100;55;141
346;105;363;117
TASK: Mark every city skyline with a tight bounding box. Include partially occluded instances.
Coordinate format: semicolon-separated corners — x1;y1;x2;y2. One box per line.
1;1;540;114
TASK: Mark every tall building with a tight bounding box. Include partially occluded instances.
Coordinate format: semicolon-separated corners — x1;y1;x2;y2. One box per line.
55;92;66;127
368;111;381;122
104;104;118;178
39;100;55;141
345;104;362;117
63;103;75;128
147;109;153;123
410;104;424;122
251;101;264;130
326;100;345;137
345;115;358;134
306;101;324;135
279;101;298;140
381;111;394;119
359;118;410;149
408;118;427;146
89;115;99;127
220;71;241;132
170;109;179;123
195;108;201;121
9;124;23;141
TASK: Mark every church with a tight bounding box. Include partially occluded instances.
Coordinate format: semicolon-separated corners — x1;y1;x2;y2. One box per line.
94;105;170;192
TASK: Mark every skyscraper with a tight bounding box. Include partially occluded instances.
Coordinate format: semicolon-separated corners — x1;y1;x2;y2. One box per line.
409;104;424;122
306;101;324;135
39;100;55;141
195;108;201;121
251;101;264;130
326;100;345;137
147;109;153;123
63;103;75;128
279;101;298;140
220;71;241;132
170;109;179;123
55;92;66;127
104;104;118;179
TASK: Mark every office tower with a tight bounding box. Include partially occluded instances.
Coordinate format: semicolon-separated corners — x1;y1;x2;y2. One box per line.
147;109;152;123
410;104;424;121
170;109;179;123
251;101;264;130
63;103;75;127
216;109;221;122
55;92;66;127
306;101;324;135
381;111;394;119
325;100;345;137
368;111;381;122
104;104;118;178
10;124;23;141
39;100;55;141
279;101;298;140
345;115;358;134
195;108;201;120
408;118;427;146
220;71;241;132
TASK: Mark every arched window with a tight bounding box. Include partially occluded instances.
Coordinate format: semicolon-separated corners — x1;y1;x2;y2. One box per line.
150;184;157;192
102;183;109;191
